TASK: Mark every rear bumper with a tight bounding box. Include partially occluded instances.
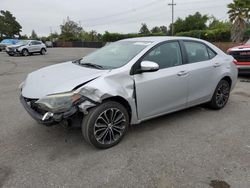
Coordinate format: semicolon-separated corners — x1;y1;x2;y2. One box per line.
20;95;78;125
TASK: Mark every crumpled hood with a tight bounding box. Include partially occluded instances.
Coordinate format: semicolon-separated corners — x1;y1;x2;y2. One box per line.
22;62;109;99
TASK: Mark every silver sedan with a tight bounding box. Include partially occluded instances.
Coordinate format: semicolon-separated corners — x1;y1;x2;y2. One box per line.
20;37;238;149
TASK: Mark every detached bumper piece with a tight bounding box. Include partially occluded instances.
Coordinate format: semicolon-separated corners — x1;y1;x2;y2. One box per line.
20;95;78;125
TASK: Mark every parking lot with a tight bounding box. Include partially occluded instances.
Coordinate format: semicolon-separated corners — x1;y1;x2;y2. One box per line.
0;48;249;188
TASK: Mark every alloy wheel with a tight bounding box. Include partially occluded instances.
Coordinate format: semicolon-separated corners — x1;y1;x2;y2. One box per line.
94;108;126;145
215;81;230;108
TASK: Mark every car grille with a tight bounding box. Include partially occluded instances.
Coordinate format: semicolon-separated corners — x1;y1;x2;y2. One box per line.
24;97;46;115
229;50;250;62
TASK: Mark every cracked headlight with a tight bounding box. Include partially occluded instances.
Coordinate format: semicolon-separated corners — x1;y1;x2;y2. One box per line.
35;92;82;113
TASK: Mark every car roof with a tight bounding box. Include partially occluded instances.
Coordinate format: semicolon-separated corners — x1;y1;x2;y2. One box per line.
121;36;206;43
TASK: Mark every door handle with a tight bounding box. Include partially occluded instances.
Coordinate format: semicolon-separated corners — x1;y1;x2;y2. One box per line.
213;63;221;67
177;70;189;76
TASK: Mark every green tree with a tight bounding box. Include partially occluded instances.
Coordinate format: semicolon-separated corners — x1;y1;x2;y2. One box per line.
30;29;38;39
159;26;168;34
172;12;209;35
228;0;250;42
60;17;83;41
151;26;161;33
208;17;231;30
0;10;22;38
139;23;150;34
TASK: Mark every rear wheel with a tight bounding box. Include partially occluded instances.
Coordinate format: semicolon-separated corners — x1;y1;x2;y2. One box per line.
22;49;29;56
208;79;231;109
82;101;129;149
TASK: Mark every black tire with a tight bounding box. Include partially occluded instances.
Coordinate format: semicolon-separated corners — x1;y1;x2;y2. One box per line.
22;49;29;56
8;53;14;56
82;101;129;149
40;48;46;55
208;79;231;110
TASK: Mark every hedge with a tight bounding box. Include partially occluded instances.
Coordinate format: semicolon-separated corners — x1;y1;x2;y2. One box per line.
175;28;231;42
102;32;166;42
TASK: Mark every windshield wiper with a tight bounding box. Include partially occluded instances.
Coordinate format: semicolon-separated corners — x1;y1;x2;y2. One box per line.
79;62;103;69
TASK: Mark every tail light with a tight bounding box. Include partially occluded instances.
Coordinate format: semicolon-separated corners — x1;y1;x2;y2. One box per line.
233;59;238;65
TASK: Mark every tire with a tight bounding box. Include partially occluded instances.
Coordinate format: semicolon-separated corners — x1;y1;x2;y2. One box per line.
208;79;231;110
82;101;129;149
22;49;29;56
40;48;46;55
8;53;14;56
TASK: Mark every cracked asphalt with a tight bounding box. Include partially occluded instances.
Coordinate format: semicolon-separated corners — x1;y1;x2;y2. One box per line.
0;48;249;188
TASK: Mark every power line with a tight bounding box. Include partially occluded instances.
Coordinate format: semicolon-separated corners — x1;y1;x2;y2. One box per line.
80;0;163;23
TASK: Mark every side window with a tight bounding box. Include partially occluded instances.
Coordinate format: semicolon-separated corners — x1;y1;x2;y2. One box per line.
143;42;182;69
207;47;217;59
184;41;209;63
30;41;35;45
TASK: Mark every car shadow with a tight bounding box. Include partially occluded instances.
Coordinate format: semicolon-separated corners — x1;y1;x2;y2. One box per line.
15;105;205;157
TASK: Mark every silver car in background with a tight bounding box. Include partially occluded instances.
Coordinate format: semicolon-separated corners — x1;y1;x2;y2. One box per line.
20;37;238;149
6;40;46;56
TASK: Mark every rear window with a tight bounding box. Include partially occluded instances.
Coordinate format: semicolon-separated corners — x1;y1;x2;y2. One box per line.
184;41;209;63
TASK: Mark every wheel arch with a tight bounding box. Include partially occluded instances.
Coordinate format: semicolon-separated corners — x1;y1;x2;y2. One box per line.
103;96;132;121
221;76;232;87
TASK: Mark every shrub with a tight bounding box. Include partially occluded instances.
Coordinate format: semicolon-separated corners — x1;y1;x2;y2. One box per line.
176;28;231;42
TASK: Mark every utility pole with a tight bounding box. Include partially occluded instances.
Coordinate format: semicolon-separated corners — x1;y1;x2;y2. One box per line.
49;26;52;42
168;0;176;36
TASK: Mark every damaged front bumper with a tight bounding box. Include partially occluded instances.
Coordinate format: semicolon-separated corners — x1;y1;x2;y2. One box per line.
20;95;78;125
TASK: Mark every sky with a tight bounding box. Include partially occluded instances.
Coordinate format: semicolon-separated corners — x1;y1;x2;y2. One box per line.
0;0;233;36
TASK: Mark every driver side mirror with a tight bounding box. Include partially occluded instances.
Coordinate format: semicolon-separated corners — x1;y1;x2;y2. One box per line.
140;61;159;73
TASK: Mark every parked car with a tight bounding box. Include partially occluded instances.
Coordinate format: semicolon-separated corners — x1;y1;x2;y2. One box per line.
6;40;46;56
227;39;250;74
20;37;238;149
0;39;19;52
45;41;53;48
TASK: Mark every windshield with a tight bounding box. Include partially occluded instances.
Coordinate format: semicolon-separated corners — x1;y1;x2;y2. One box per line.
79;41;151;69
16;40;29;46
245;39;250;45
1;39;17;44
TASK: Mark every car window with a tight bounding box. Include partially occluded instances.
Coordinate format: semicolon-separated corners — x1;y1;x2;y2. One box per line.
142;42;182;69
184;41;209;63
207;47;217;59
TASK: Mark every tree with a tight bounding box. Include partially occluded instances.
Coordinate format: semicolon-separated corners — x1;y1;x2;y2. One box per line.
151;26;161;33
48;32;59;42
0;10;22;38
30;30;38;39
228;0;250;42
60;17;83;41
172;12;209;35
139;23;150;34
160;26;168;34
208;16;231;30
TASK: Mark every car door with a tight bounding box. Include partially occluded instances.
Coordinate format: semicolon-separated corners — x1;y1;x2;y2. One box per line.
133;41;189;121
28;41;36;52
182;41;220;106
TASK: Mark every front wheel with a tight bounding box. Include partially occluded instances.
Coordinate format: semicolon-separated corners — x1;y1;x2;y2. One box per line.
40;48;46;55
208;79;231;109
82;101;129;149
22;49;29;56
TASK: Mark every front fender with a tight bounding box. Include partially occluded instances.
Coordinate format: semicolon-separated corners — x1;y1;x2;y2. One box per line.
76;73;139;124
